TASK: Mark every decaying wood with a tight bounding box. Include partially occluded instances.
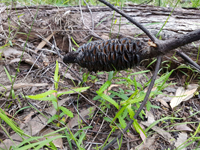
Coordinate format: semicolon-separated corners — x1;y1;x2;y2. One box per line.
0;4;199;64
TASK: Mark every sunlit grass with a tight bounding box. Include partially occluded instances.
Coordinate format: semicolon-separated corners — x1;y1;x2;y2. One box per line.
0;0;199;7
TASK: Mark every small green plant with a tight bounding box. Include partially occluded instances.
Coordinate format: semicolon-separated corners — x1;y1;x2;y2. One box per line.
26;61;90;122
92;68;174;146
15;60;90;149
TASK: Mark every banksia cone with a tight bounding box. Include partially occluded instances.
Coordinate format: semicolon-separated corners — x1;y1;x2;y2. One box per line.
63;38;147;72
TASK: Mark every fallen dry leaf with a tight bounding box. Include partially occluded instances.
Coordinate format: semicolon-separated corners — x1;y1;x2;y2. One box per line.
35;32;56;53
141;110;175;144
175;132;187;150
39;128;63;149
1;47;41;69
157;98;169;108
0;97;70;149
146;110;155;124
170;84;199;109
67;106;95;128
0;83;48;92
104;84;120;95
174;124;193;132
135;134;157;150
141;121;175;145
139;128;146;142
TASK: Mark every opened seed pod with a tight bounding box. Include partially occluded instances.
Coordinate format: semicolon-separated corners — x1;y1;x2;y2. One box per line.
63;38;147;72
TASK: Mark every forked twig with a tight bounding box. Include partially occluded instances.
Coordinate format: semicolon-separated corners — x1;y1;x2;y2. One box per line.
98;0;200;72
95;0;200;149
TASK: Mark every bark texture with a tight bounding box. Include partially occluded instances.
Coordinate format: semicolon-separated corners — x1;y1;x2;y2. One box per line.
0;4;199;64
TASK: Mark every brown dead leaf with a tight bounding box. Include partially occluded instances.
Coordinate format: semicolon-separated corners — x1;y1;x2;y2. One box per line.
35;32;56;53
174;124;193;132
127;132;138;140
139;128;146;142
0;47;22;58
0;97;71;149
170;84;199;109
39;128;63;149
1;47;41;69
157;98;169;108
104;84;120;95
175;132;187;150
146;110;155;124
0;83;48;92
67;106;96;128
61;72;80;84
141;121;175;145
135;134;157;150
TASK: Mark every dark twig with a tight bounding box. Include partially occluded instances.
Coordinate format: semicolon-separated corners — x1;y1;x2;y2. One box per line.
98;0;200;71
159;29;200;54
63;0;200;149
98;0;157;42
176;50;200;72
102;56;162;150
140;30;200;69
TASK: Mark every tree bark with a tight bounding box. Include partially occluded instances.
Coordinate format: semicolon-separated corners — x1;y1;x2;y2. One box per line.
0;4;199;64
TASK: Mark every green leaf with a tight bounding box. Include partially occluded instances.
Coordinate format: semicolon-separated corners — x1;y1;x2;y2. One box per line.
114;18;117;24
59;106;73;118
26;90;57;99
133;76;137;91
0;108;27;136
133;119;146;137
78;132;86;145
97;80;111;94
118;115;126;129
108;71;114;81
4;67;12;82
127;104;134;119
156;70;174;91
103;117;113;122
112;105;127;123
96;92;119;109
92;95;101;100
54;60;59;90
47;114;59;124
109;90;128;100
146;101;151;111
97;72;104;75
57;87;90;97
128;70;150;77
82;73;89;82
52;100;58;110
17;136;64;150
71;36;79;48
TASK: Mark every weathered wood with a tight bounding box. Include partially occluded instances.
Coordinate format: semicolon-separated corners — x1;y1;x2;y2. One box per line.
0;4;199;64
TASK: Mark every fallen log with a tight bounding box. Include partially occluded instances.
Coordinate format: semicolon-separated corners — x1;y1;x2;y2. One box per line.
0;4;199;64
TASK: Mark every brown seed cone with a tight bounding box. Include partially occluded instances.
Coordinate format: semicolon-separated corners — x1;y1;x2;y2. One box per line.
63;38;148;72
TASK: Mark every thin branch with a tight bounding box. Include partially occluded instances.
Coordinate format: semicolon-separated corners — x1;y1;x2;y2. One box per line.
176;50;200;72
98;0;157;42
160;29;200;53
102;56;162;150
141;29;200;62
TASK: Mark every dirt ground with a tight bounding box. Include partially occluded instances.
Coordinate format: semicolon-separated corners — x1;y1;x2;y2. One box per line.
0;4;200;150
